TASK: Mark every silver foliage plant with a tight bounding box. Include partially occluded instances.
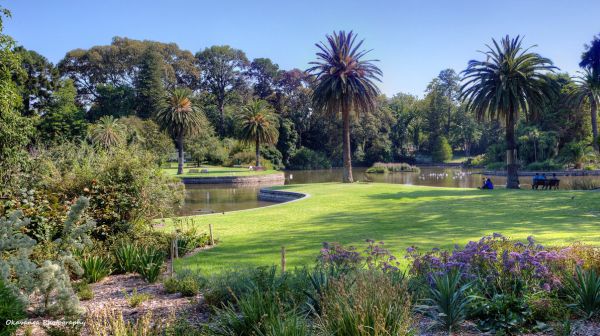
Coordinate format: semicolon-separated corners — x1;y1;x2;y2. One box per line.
0;196;95;316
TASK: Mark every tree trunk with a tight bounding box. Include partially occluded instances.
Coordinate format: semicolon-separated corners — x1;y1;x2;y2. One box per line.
255;138;261;167
342;109;353;183
177;134;184;175
592;97;598;151
505;111;519;189
218;99;225;137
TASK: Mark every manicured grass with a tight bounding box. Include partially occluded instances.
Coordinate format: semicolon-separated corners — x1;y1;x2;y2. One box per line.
162;165;280;178
168;183;600;273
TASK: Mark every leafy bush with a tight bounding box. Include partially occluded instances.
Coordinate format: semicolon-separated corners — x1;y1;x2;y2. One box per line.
416;270;472;333
525;160;564;171
432;136;453;162
81;255;113;283
365;162;419;174
0;280;26;336
113;243;138;273
288;147;331;170
471;293;538;334
23;143;185;240
135;247;164;283
123;288;152;308
485;161;506;170
565;267;600;318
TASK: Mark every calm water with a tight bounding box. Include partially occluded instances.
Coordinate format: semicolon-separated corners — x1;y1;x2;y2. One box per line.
177;167;596;216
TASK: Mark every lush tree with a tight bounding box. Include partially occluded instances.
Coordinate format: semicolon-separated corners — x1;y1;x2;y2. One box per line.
120;116;174;165
0;7;35;187
580;35;600;79
571;69;600;150
196;45;248;135
87;84;136;121
14;47;59;116
37;79;87;143
89;116;126;148
460;36;556;188
428;69;460;135
155;88;204;174
247;57;279;100
135;47;164;119
58;37;198;105
307;31;382;182
389;93;422;158
237;100;279;167
432;136;453;162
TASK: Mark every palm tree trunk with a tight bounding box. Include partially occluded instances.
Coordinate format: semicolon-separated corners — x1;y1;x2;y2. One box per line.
342;109;353;183
505;111;519;189
592;98;598;151
177;134;184;175
255;138;261;167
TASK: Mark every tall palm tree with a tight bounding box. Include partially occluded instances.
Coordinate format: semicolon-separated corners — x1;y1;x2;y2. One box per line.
572;69;600;151
307;31;382;183
89;116;126;149
237;100;279;167
155;88;203;175
460;35;556;189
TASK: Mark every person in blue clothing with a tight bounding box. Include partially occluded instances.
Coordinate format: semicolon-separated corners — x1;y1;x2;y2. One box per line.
479;177;494;189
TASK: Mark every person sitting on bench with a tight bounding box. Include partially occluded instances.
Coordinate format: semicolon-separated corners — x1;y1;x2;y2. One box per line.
546;173;560;190
480;177;494;190
532;173;545;189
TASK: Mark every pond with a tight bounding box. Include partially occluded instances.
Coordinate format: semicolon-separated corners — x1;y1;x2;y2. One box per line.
177;167;596;216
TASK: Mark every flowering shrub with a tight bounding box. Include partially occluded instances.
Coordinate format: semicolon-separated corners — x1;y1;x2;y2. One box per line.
318;239;401;273
405;233;578;293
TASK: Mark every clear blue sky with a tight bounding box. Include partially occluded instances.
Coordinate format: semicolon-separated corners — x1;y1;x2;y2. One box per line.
6;0;600;96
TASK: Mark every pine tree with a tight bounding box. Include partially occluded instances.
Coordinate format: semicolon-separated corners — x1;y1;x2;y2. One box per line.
135;48;164;119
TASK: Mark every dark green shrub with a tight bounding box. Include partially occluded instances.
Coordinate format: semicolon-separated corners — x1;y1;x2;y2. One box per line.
471;293;537;334
432;136;453;163
135;247;164;283
0;280;26;336
162;270;205;297
365;162;419;174
81;255;113;283
288;147;331;170
113;243;138;273
416;271;472;333
565;267;600;318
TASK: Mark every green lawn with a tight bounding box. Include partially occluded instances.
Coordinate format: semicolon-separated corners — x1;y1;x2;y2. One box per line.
162;165;280;178
169;183;600;273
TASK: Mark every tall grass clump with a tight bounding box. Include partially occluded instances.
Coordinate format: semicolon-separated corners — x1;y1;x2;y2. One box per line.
316;272;413;335
568;178;600;190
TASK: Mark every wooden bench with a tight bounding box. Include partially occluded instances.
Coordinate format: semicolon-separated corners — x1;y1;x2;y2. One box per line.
532;179;559;190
